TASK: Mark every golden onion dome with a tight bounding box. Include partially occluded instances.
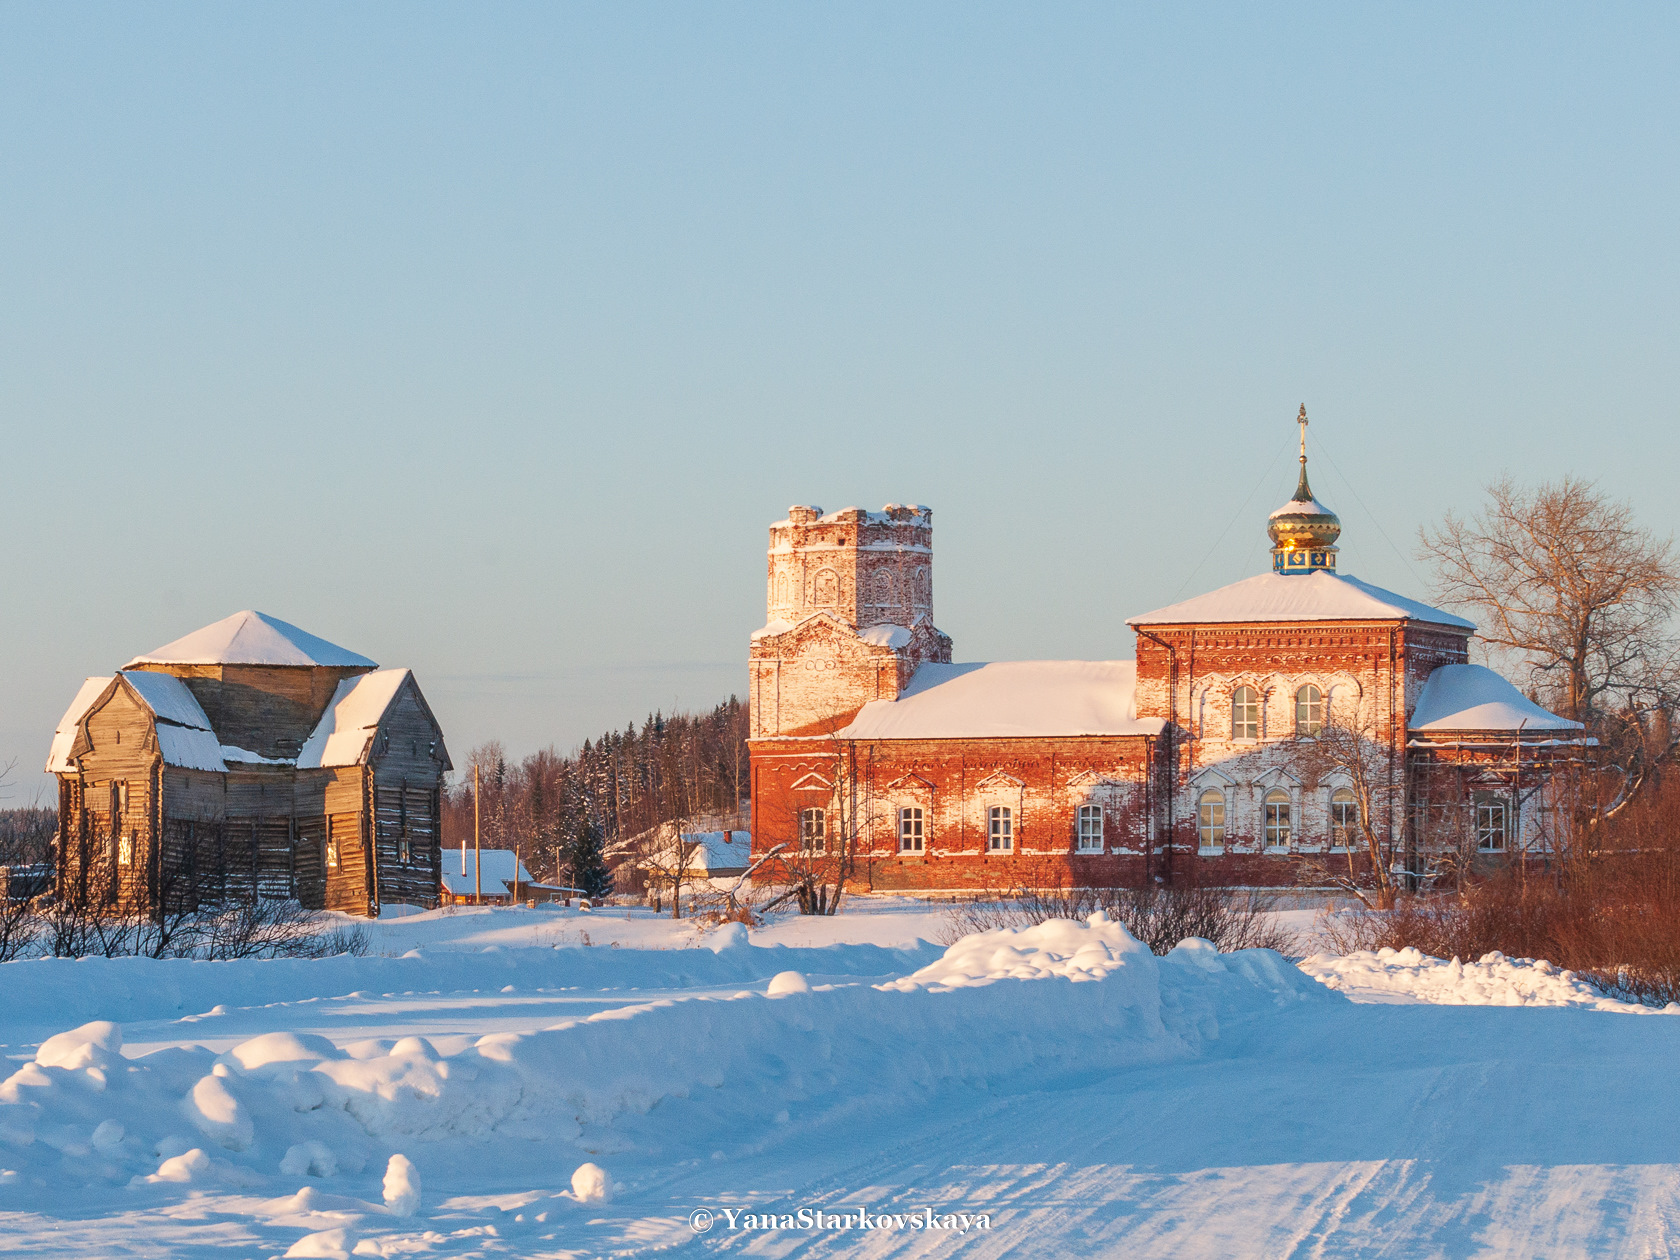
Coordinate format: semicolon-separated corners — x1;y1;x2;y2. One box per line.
1268;406;1341;574
1267;461;1342;551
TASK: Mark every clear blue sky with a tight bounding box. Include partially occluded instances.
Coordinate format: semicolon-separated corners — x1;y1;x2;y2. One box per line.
3;4;1676;798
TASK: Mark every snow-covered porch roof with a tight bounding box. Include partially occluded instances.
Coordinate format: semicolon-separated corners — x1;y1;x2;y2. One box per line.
1409;664;1584;736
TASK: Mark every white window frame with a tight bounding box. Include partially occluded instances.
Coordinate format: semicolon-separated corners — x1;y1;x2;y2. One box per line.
987;805;1013;853
1475;795;1509;852
1198;789;1226;853
1231;686;1260;741
1264;790;1292;850
1295;684;1323;737
326;836;340;870
801;807;828;855
898;806;924;854
117;834;133;867
1329;788;1358;851
1077;804;1103;853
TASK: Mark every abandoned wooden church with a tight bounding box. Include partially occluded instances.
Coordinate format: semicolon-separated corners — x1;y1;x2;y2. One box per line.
46;611;451;918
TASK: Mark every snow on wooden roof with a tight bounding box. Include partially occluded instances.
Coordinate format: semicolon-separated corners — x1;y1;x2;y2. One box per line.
1410;664;1582;733
152;727;228;773
297;669;412;769
840;661;1164;740
440;849;534;898
47;673;227;774
1127;571;1475;630
115;671;227;772
45;677;114;773
119;670;214;731
125;611;377;669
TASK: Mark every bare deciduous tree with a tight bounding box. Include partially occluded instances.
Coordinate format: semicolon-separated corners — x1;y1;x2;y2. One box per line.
761;732;871;917
1292;711;1405;909
1420;476;1680;809
632;817;707;918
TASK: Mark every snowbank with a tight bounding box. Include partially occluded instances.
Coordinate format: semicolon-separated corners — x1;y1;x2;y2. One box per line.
0;918;1331;1214
1301;947;1680;1012
882;912;1154;990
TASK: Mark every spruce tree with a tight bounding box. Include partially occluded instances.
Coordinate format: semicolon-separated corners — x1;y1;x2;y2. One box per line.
567;818;611;900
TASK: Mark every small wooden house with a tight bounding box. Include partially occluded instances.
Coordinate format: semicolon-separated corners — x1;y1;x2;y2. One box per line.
46;611;452;918
439;849;540;906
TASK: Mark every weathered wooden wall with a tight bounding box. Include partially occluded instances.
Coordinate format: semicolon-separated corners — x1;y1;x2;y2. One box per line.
53;667;447;919
368;683;446;910
128;662;370;761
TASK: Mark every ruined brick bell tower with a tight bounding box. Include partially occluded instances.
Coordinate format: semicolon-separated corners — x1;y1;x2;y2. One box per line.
749;505;952;737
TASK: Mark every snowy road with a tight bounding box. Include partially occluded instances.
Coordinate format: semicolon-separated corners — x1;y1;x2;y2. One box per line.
622;990;1680;1257
1;902;1676;1258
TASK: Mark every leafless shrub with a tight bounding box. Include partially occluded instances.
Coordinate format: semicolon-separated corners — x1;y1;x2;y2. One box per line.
939;878;1298;956
196;899;371;960
39;889;369;961
1314;861;1680;1006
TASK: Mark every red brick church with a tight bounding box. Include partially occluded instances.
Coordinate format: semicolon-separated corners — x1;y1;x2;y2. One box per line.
748;410;1586;892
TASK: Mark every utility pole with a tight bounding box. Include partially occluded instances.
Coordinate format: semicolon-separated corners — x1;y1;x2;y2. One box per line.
474;762;482;905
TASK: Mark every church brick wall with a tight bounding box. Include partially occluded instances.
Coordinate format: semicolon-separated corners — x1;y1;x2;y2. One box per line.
743;483;1573;895
751;734;1159;892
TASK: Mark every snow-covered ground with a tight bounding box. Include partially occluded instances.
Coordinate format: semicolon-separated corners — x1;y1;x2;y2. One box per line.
3;897;1678;1258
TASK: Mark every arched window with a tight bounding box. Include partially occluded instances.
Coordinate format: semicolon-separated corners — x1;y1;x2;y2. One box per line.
872;571;892;605
1264;790;1292;849
1329;788;1358;850
1198;790;1226;852
898;807;924;853
813;569;839;605
1295;684;1323;736
775;573;788;606
1077;804;1103;853
1231;686;1259;740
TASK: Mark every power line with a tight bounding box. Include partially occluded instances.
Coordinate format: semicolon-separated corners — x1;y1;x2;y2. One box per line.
1170;431;1292;600
1310;429;1430;591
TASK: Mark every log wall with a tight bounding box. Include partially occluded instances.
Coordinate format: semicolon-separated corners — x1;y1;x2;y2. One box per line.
52;666;447;919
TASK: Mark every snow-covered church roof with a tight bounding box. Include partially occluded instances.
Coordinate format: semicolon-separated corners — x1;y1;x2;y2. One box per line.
44;671;225;773
297;669;418;769
1128;571;1475;630
840;661;1165;740
125;611;377;669
1410;664;1582;733
45;677;115;773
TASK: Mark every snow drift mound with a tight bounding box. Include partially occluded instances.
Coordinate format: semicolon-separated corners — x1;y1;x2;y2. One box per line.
881;912;1151;990
1301;946;1680;1012
0;918;1333;1197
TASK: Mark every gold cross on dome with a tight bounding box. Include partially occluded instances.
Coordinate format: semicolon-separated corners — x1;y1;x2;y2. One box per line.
1297;404;1309;462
